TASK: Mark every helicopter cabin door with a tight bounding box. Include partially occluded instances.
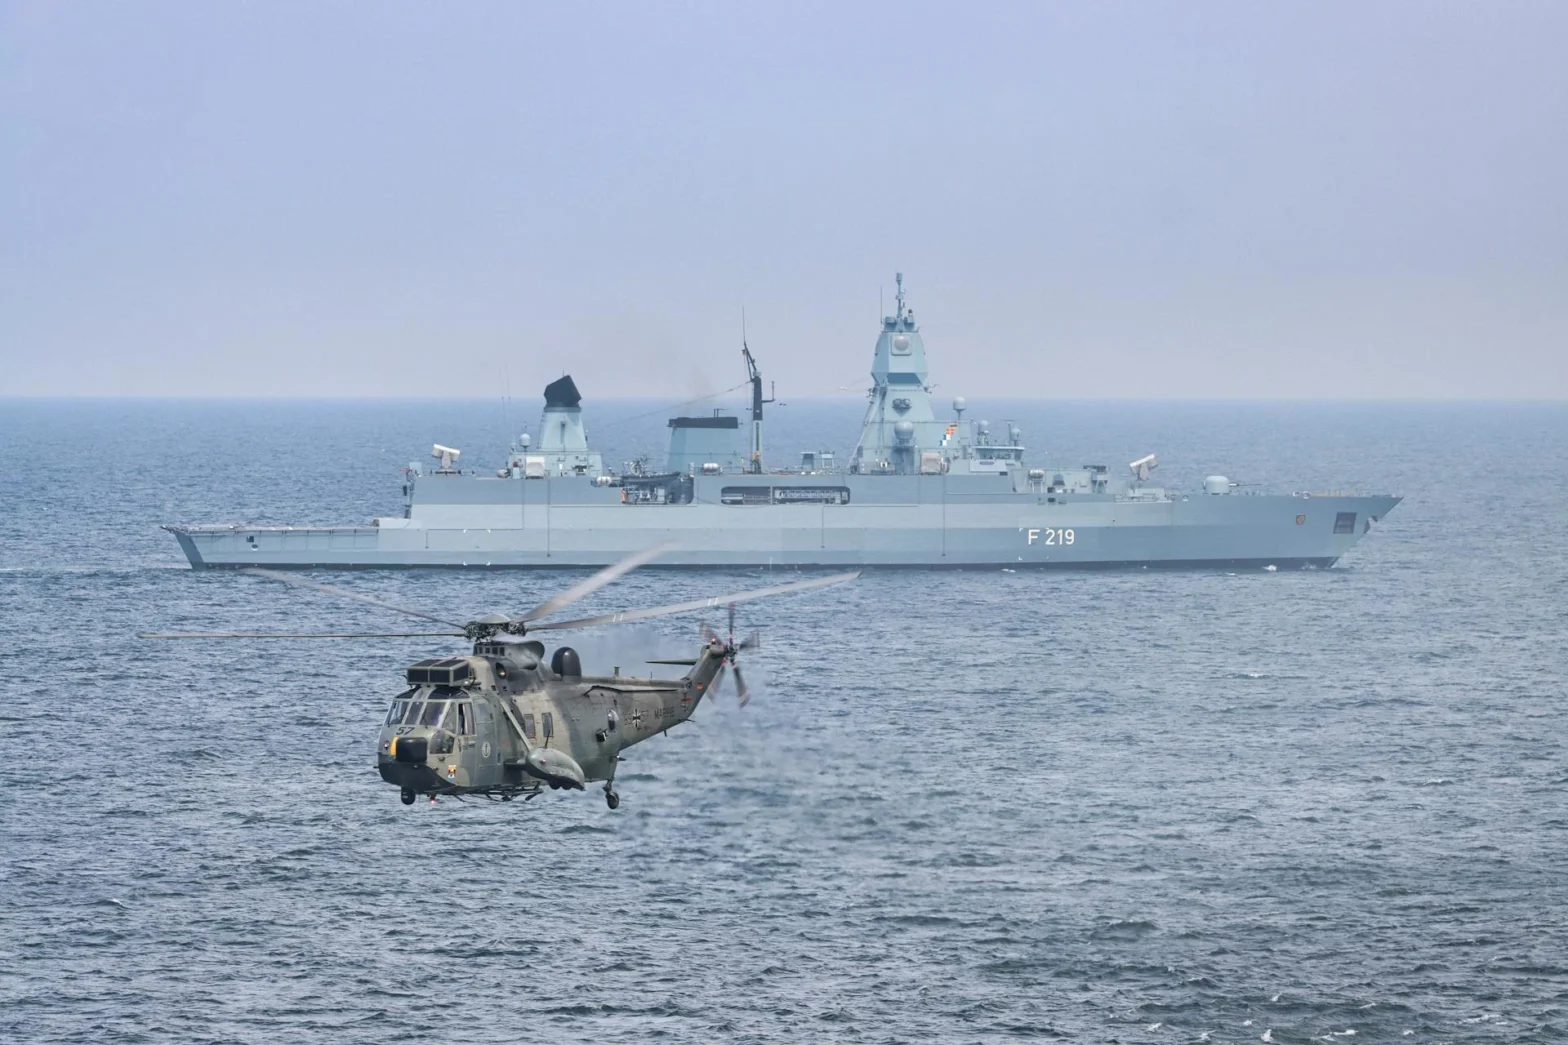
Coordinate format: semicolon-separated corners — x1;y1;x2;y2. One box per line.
585;686;623;774
471;699;500;774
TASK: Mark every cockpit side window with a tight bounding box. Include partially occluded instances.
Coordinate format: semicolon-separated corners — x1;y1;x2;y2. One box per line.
385;687;416;726
457;703;474;736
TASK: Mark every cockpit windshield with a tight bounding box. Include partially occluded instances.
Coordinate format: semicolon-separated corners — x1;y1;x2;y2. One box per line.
385;686;465;731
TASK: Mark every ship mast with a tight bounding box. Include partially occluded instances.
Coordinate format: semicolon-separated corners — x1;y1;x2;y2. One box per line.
741;313;774;474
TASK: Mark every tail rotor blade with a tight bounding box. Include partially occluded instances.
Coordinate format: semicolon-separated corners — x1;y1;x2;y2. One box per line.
710;662;728;697
727;602;736;643
738;630;760;651
732;664;750;707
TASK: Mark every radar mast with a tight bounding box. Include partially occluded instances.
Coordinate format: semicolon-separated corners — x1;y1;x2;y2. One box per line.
741;312;774;474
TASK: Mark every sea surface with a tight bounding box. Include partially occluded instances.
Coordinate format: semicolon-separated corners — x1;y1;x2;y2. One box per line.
2;398;1566;1044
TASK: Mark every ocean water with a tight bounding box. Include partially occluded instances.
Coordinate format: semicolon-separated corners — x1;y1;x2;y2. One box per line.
2;398;1566;1044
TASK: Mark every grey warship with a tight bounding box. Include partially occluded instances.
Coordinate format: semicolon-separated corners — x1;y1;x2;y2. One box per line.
166;275;1400;569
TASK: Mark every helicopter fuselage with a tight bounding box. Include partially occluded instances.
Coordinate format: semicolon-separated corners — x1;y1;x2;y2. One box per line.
376;637;729;805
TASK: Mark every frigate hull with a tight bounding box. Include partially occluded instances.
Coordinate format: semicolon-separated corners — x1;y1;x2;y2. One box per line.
167;475;1399;570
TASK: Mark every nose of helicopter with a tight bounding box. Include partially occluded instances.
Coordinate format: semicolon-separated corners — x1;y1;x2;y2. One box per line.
379;733;450;796
391;735;429;763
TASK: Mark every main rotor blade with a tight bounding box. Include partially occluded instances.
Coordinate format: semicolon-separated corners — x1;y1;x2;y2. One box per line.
530;570;860;632
140;631;465;639
242;569;463;627
515;541;676;623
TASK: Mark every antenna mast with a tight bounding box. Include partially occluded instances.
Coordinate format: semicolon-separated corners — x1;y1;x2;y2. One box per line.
741;310;774;474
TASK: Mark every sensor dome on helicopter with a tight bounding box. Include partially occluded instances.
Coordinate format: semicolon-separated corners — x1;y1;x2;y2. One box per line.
143;542;857;810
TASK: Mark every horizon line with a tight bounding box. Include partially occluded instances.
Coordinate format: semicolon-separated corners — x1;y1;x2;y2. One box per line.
3;393;1566;405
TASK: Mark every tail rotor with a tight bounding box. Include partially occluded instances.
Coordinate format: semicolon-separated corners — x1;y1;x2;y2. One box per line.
702;602;759;707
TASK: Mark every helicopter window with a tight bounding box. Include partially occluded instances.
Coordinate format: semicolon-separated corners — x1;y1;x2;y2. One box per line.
419;702;449;728
456;703;474;736
522;714;536;739
542;712;554;739
384;688;416;726
401;701;424;726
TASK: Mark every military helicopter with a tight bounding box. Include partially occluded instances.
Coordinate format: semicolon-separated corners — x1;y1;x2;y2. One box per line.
143;544;857;809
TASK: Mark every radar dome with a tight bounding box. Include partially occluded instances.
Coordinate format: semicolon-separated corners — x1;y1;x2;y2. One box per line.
952;396;966;414
894;421;915;443
893;334;910;351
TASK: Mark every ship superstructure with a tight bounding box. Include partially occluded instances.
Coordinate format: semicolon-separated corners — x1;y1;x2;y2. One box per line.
165;275;1400;569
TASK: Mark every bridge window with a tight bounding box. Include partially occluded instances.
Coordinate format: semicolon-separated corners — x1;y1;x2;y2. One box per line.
1334;512;1357;534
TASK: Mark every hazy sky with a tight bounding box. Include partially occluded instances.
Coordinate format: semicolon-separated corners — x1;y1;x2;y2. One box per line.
3;2;1565;399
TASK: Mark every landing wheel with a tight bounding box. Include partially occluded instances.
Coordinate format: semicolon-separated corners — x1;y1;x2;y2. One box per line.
605;789;620;810
400;788;416;806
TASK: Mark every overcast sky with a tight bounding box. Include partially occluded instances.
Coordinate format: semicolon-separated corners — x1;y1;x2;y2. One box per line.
3;2;1564;399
